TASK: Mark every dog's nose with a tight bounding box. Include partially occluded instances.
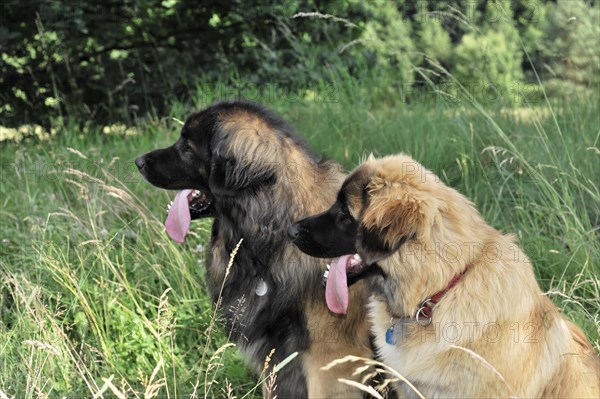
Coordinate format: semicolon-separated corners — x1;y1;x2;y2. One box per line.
287;223;301;240
135;156;146;170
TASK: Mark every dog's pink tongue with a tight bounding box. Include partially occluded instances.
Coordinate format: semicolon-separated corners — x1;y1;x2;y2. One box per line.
165;189;193;243
325;255;353;315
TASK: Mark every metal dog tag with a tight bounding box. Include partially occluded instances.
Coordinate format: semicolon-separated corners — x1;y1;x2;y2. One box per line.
255;278;268;296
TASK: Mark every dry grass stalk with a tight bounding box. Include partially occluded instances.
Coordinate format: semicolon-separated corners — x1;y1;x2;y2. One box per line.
322;355;425;399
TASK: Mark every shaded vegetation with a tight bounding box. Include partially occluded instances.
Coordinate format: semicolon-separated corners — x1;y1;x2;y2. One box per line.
1;0;599;126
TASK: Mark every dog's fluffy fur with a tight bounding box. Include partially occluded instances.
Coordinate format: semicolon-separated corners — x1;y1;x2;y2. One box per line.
136;101;376;398
292;154;599;398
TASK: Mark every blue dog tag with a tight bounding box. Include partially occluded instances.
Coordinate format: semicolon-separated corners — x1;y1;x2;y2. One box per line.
385;325;397;345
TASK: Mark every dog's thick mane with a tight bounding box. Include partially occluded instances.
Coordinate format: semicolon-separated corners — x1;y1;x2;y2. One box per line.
205;101;343;294
366;155;544;334
208;100;321;161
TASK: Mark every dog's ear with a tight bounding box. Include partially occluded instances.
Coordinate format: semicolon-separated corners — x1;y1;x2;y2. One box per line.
208;126;278;197
209;155;276;197
356;178;440;265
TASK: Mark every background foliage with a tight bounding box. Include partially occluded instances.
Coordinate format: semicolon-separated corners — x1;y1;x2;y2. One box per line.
1;1;599;398
1;0;599;127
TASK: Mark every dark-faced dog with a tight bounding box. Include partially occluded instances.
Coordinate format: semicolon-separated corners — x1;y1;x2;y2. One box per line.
290;153;599;398
136;101;376;398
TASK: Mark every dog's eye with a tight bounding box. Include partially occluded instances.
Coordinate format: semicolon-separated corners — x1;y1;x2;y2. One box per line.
339;213;354;226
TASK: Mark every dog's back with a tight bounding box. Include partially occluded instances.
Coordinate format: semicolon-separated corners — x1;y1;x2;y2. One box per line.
539;313;600;397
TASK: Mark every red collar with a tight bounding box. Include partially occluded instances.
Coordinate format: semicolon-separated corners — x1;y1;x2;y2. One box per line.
411;265;470;325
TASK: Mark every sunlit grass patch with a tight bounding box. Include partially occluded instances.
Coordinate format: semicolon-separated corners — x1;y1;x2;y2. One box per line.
0;85;598;397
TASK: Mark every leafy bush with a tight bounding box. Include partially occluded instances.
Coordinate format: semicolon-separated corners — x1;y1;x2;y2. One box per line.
452;29;523;98
1;0;599;126
540;0;600;87
417;16;452;65
359;2;417;84
0;0;366;126
451;1;523;101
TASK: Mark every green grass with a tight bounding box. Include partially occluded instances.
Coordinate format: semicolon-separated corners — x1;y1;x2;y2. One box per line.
1;84;598;398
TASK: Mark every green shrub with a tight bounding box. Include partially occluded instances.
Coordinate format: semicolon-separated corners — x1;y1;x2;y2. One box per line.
1;0;598;126
417;16;452;64
359;2;418;84
451;1;523;102
540;0;600;87
0;0;366;126
452;29;524;99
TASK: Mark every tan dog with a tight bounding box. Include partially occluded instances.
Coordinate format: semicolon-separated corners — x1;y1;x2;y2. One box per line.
290;154;599;398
